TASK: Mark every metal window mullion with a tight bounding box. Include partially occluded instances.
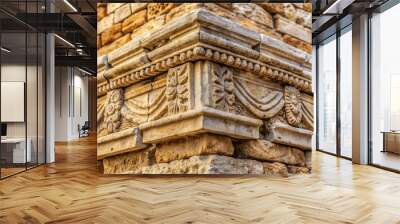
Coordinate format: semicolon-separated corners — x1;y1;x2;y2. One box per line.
367;10;373;165
316;44;320;151
336;27;341;157
25;1;28;171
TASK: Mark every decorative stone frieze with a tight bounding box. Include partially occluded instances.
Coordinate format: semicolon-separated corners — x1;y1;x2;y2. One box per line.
97;3;313;175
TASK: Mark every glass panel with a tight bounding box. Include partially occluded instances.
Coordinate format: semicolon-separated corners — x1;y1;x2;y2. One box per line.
27;31;38;169
371;4;400;171
318;36;337;154
339;28;352;158
1;31;27;177
38;32;45;165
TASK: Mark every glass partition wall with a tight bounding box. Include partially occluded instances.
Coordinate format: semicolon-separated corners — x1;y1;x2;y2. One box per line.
316;26;353;159
0;1;46;179
370;3;400;172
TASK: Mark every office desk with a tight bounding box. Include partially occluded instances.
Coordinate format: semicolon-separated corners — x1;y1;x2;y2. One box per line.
1;138;32;163
382;131;400;154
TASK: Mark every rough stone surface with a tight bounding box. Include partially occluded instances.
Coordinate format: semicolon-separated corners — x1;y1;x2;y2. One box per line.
166;3;202;23
114;4;132;24
124;155;264;175
107;3;124;14
147;3;175;20
131;14;165;38
97;6;107;21
283;34;312;53
287;165;309;174
258;3;296;21
238;139;305;166
263;162;288;177
274;15;311;43
103;146;155;174
122;10;147;34
101;23;122;46
232;3;273;29
155;134;234;163
97;14;113;34
131;3;148;14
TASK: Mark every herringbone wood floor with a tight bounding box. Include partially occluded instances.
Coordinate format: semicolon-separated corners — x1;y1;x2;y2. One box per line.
1;136;400;224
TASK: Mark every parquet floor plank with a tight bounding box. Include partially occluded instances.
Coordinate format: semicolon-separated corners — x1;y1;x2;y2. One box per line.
0;135;400;223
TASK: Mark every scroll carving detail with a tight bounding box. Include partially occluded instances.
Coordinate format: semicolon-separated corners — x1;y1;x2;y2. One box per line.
301;93;314;130
104;89;124;133
284;86;302;127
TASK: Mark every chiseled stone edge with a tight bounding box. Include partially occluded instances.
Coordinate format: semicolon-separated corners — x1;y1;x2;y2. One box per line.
139;107;263;143
97;127;148;160
266;122;312;150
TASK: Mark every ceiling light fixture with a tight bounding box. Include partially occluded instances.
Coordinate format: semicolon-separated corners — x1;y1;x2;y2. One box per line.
54;34;75;48
323;0;355;15
78;67;93;76
63;0;78;12
1;47;11;53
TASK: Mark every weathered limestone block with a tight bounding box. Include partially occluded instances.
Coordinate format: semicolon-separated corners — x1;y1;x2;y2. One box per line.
97;6;107;21
258;3;296;21
107;3;124;14
97;14;113;34
131;14;165;38
155;134;234;163
97;127;147;159
131;3;148;14
283;34;312;54
266;121;313;150
101;23;122;46
147;3;175;20
287;165;309;174
232;3;273;29
295;8;312;28
103;146;155;174
305;151;312;170
124;155;264;174
239;139;305;166
97;35;101;49
114;3;132;23
263;162;288;177
122;9;147;34
98;32;132;57
274;15;311;43
166;3;202;23
259;34;311;67
293;3;312;12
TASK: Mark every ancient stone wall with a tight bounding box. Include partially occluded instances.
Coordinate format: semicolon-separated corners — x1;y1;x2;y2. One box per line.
97;3;313;176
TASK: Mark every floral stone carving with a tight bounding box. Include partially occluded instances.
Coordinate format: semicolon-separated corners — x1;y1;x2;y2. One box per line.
97;3;313;175
104;89;124;134
166;63;191;115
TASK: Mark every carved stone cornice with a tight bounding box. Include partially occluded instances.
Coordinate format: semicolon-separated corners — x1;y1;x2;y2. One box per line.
97;127;147;160
139;106;263;143
97;8;312;97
